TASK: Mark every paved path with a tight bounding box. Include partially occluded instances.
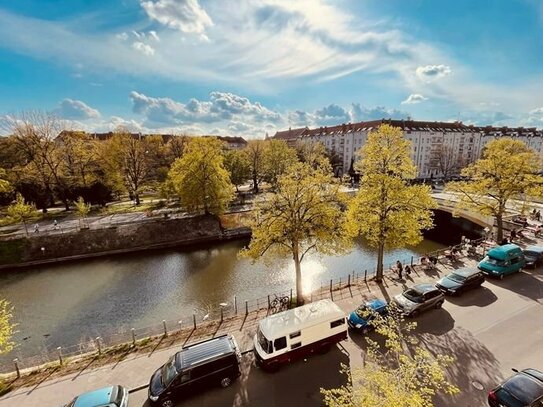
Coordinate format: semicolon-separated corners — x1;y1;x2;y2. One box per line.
1;246;542;407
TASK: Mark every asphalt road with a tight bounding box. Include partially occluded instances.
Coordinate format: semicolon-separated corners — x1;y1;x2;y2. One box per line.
126;267;543;407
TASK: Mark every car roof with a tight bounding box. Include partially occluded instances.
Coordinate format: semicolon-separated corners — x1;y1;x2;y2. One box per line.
176;335;235;370
365;299;387;310
487;244;522;260
73;386;116;407
501;370;543;404
412;283;437;293
450;267;479;278
524;246;543;254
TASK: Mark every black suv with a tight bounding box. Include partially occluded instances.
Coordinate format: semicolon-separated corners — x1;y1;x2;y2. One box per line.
488;368;543;407
149;334;242;407
435;267;485;295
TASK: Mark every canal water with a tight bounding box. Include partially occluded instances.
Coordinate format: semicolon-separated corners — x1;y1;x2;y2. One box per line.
0;237;445;365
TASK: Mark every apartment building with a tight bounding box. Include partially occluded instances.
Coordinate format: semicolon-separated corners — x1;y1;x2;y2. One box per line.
273;119;543;178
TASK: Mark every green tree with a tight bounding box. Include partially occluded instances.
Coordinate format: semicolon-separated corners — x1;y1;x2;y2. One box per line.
75;196;91;229
262;139;298;189
0;299;14;355
295;140;332;172
244;140;266;193
167;137;234;215
446;138;543;242
0;168;11;194
224;149;251;192
321;304;458;406
7;193;37;236
241;162;350;305
346;124;436;283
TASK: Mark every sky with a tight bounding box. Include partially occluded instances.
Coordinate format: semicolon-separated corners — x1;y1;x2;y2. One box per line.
1;0;543;138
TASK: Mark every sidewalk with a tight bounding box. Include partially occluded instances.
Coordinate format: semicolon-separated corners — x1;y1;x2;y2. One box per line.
0;248;490;407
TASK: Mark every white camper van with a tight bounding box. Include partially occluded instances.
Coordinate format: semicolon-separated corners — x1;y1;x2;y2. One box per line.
253;299;347;371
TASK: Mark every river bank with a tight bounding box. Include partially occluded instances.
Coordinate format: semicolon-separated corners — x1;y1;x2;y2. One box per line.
0;214;251;269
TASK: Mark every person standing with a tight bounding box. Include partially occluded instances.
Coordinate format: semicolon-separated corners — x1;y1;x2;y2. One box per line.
537;210;541;222
396;260;403;279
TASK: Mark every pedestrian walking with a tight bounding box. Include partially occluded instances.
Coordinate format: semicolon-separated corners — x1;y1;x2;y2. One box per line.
53;219;59;230
34;223;39;233
537;210;541;222
405;264;412;275
396;260;403;279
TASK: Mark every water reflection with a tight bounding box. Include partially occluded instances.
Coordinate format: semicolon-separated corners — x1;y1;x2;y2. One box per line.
0;237;443;363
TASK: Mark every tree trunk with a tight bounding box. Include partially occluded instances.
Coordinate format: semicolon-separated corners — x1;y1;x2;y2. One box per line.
293;243;304;306
253;172;259;193
375;242;385;283
496;213;503;242
64;200;70;211
23;220;28;237
135;193;140;206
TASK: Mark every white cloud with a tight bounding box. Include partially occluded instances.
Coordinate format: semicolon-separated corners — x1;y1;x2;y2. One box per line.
148;30;160;41
130;91;282;126
116;32;129;41
141;0;213;39
132;42;155;56
401;94;428;105
56;99;101;120
416;64;452;80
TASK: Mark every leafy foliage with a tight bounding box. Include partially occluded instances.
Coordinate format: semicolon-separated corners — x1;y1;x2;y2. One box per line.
244;140;266;193
167;137;234;215
446;138;543;241
74;196;91;228
7;193;37;236
241;162;350;304
0;299;14;355
321;304;459;407
224;149;251;192
346;124;436;281
261;139;298;188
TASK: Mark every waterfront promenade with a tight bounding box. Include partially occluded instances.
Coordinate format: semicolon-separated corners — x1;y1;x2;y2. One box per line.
1;243;542;407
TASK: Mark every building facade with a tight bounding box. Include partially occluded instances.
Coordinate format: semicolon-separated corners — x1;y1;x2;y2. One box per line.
273;119;543;178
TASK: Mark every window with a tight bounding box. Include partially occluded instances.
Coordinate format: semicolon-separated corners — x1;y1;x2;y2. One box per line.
291;342;302;350
330;318;345;329
289;331;301;339
274;337;287;351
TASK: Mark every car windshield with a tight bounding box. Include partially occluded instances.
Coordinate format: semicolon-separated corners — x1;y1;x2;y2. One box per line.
448;272;467;283
355;305;370;318
257;328;272;354
524;251;539;257
485;256;503;266
403;289;422;303
161;356;178;388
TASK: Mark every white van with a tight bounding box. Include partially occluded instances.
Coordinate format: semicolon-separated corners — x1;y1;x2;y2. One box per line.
253;299;347;371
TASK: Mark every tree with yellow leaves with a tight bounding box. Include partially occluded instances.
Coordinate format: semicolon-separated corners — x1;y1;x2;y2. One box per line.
261;139;298;189
167;137;234;215
7;193;37;237
346;124;436;283
321;303;459;407
241;162;350;305
446;138;543;242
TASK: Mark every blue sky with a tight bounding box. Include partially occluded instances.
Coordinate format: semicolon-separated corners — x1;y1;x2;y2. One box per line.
1;0;543;138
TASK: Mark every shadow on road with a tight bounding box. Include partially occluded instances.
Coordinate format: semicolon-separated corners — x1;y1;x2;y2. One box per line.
414;327;503;407
412;308;455;336
485;269;543;302
444;286;498;307
178;349;349;407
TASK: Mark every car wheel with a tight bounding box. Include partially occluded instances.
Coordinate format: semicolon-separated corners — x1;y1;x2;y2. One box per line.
409;310;420;318
220;377;232;388
434;300;444;309
318;343;331;354
265;361;280;373
161;400;174;407
499;274;504;280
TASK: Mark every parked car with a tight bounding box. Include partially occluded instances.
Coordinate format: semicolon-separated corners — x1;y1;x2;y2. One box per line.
347;299;388;333
478;244;525;279
148;334;241;407
488;368;543;407
392;283;445;317
65;385;128;407
435;267;485;295
253;299;347;372
523;246;543;268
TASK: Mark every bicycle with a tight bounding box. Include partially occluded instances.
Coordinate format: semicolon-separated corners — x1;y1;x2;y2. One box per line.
269;294;290;314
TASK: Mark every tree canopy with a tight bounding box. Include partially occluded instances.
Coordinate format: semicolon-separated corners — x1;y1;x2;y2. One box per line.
7;193;37;236
346;124;436;282
167;137;234;215
446;138;543;241
321;304;458;407
241;162;350;305
224;149;251;192
262;139;298;189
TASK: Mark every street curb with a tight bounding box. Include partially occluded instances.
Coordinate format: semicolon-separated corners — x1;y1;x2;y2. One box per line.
127;348;254;394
